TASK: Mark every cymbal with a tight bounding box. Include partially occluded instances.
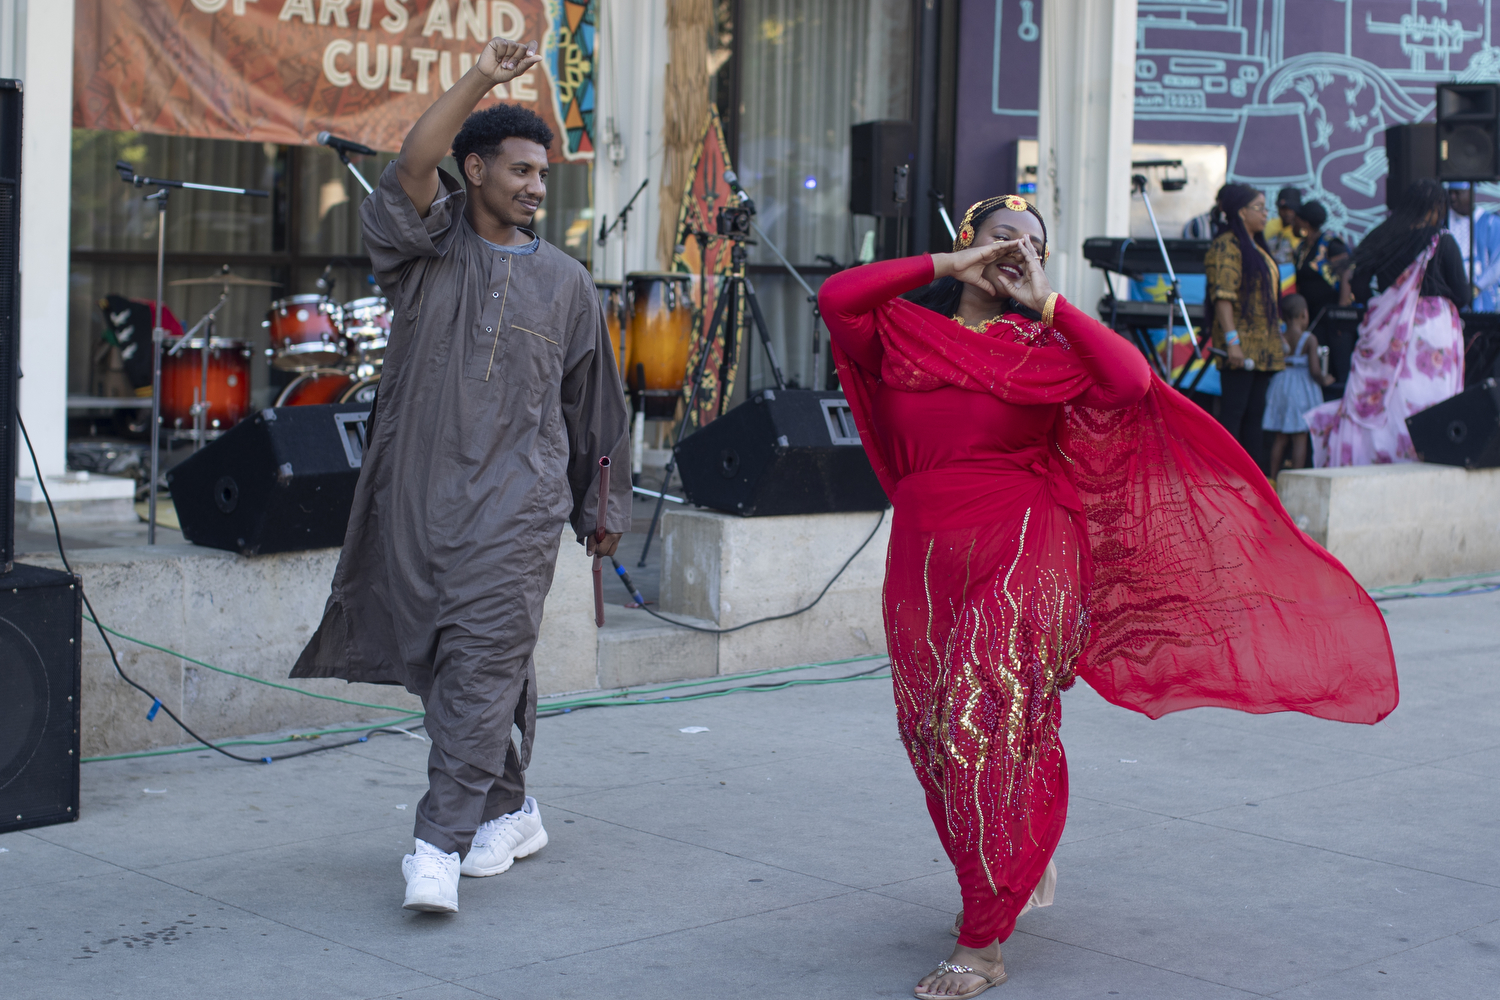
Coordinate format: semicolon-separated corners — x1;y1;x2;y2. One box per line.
169;270;282;288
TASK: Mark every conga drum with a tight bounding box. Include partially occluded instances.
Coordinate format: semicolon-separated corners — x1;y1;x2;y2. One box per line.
159;338;253;433
625;271;695;418
596;281;630;378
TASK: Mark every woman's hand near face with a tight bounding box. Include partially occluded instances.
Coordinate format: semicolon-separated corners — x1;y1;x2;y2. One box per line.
989;238;1054;313
932;243;1009;298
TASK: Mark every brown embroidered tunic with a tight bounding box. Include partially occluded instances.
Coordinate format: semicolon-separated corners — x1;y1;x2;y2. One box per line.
292;164;630;776
1205;231;1286;373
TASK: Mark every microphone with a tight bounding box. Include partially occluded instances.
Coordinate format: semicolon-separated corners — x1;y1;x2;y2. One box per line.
722;170;755;214
317;131;376;157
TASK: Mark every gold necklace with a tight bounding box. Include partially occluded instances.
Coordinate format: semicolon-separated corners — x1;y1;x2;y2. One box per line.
953;314;1002;333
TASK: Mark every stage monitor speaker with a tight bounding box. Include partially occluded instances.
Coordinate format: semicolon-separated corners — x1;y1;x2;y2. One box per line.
1437;83;1500;182
0;80;21;572
1406;378;1500;469
1;564;82;834
1384;123;1437;209
850;120;916;218
167;403;371;554
675;389;889;517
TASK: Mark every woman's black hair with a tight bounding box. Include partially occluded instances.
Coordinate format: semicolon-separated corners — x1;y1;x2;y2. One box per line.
905;197;1048;318
1348;178;1447;294
1215;183;1278;325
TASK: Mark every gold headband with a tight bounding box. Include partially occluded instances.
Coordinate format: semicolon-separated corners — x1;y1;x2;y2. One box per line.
952;195;1048;260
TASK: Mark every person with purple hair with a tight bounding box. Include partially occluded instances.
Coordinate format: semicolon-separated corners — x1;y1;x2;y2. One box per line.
1204;184;1285;473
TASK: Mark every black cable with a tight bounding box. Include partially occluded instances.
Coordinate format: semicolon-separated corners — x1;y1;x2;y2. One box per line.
16;412;388;765
635;508;886;634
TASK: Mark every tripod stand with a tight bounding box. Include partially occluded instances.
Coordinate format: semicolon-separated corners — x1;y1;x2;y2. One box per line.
637;233;787;567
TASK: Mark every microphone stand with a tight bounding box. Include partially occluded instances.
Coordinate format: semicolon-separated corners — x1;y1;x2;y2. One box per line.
1130;171;1213;393
116;161;269;543
598;177;649;279
332;147;374;196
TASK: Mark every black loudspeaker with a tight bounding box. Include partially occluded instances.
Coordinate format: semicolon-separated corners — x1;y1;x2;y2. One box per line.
1406;378;1500;468
166;403;371;554
1437;83;1500;182
0;80;21;572
1;564;82;834
675;389;889;517
1385;123;1437;209
850;120;916;218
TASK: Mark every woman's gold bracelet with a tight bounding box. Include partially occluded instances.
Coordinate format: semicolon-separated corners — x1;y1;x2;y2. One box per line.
1041;292;1059;327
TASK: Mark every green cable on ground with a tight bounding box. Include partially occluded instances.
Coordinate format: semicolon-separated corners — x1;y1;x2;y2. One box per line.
81;714;426;763
537;654;890;711
83;616;416;713
1366;569;1500;593
540;670;891;714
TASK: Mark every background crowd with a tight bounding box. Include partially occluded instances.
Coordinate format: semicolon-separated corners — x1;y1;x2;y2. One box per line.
1187;178;1485;478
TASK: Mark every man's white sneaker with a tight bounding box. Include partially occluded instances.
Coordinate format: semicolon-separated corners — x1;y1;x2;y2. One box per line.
402;839;460;912
460;795;548;877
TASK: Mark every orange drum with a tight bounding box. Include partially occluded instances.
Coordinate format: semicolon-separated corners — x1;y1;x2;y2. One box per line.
267;294;345;370
343;295;392;366
159;338;252;433
596;281;630;379
625;271;695;418
275;370;381;407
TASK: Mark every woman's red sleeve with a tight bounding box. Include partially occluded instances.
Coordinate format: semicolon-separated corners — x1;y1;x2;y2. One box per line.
1052;296;1152;410
818;256;937;373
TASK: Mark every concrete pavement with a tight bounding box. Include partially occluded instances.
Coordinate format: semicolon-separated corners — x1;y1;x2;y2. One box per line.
2;585;1497;999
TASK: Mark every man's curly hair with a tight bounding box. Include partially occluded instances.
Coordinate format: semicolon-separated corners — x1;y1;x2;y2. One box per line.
451;104;556;170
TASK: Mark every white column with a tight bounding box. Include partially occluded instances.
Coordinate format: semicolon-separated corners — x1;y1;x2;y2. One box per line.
1035;0;1137;308
16;0;74;478
591;0;667;283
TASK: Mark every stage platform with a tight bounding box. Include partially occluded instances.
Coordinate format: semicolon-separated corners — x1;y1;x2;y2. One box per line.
17;496;891;758
1278;463;1500;588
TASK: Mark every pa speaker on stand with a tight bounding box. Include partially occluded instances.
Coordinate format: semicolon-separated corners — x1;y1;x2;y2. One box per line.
1437;83;1500;182
1407;378;1500;468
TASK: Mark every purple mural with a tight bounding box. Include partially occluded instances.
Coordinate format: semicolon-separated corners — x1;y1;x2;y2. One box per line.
956;0;1500;242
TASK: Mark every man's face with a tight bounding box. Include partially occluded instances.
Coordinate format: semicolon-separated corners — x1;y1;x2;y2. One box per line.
465;137;548;228
1277;203;1297;228
1449;188;1474;217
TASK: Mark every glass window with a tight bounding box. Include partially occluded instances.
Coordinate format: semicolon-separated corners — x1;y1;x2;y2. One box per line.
734;0;913;389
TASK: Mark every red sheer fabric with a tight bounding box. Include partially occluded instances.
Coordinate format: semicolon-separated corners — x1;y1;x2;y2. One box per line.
820;256;1398;948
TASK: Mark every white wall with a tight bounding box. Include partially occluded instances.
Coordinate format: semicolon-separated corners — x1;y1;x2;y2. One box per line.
5;0;72;479
591;0;667;282
1036;0;1137;308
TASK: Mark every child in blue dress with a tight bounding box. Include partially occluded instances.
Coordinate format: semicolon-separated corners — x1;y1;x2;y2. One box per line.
1264;294;1334;475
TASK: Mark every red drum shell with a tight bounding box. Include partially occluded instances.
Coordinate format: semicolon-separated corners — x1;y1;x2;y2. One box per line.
274;369;356;407
268;294;345;370
159;338;252;431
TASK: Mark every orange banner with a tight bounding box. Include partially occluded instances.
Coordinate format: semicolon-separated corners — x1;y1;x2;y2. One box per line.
73;0;596;160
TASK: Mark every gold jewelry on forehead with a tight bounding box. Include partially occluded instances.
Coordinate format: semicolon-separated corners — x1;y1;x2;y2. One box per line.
951;195;1050;262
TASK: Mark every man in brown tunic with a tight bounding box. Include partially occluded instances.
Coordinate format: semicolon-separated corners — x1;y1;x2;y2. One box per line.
292;38;630;913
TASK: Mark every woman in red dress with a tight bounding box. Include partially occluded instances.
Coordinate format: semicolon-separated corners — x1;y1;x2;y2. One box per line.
819;196;1399;1000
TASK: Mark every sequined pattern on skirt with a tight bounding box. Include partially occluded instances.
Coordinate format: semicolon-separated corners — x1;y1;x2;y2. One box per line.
885;499;1088;894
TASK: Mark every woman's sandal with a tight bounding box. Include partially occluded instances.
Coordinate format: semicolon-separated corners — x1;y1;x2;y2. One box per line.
914;959;1007;1000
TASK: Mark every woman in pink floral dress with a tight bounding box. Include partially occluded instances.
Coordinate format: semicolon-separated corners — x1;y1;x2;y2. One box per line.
1308;179;1467;466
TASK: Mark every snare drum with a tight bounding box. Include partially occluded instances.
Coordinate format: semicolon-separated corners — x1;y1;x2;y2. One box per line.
625;271;695;418
343;296;392;366
267;294;345;370
596;281;630;377
159;338;253;432
275;370;381;407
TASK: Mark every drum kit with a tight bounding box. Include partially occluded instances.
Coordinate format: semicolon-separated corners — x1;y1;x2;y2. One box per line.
601;271;697;419
156;267;392;447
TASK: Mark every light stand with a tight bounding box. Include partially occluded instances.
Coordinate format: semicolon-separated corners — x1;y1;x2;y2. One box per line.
116;161;268;543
